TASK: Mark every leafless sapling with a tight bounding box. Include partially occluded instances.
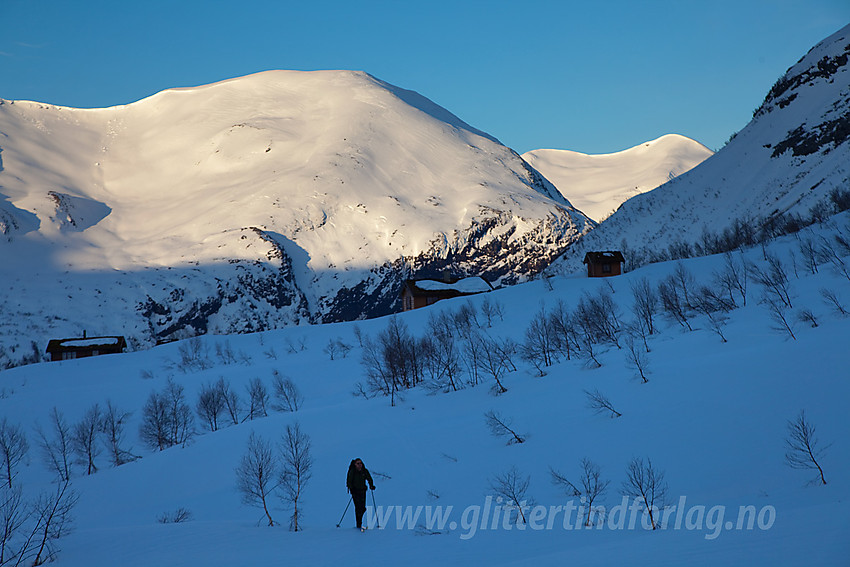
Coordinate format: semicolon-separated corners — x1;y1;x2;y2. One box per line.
692;286;731;342
484;410;525;444
0;418;28;489
461;329;484;387
521;306;556;375
422;312;463;392
575;289;622;347
0;484;28;564
489;466;532;524
475;335;510;394
214;340;238;365
760;294;797;340
819;287;849;316
164;379;195;448
176;337;212;372
548;300;578;360
550;458;610;526
583;388;622;418
71;403;103;476
798;237;823;274
100;400;138;467
271;371;304;412
140;380;195;451
453;301;481;336
30;479;79;566
244;377;270;421
480;296;505;326
715;251;748;306
279;423;313;531
219;377;242;426
796;309;819;328
625;336;650;383
658;276;692;331
236;432;279;527
621;457;668;530
785;410;830;485
197;381;227;432
819;240;850;281
36;408;73;482
750;254;793;308
157;507;193;524
630;277;658;336
672;262;696;309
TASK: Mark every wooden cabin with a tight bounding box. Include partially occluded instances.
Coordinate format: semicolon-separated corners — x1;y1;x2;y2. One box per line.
583;251;625;278
45;335;127;362
401;277;493;311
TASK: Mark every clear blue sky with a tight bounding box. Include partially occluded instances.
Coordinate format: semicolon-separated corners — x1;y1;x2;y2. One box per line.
1;0;848;154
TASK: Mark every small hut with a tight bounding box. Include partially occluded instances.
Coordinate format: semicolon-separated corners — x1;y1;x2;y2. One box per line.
401;277;493;311
46;335;127;362
583;251;625;278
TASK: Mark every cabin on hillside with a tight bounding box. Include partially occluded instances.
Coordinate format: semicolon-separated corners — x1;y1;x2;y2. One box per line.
583;251;625;278
45;335;127;362
401;276;493;311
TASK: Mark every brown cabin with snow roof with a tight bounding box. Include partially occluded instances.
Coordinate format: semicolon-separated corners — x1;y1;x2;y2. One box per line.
45;335;127;362
401;277;493;311
583;251;625;278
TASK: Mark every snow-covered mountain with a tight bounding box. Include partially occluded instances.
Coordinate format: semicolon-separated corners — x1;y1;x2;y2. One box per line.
0;71;593;366
522;134;713;222
553;24;850;273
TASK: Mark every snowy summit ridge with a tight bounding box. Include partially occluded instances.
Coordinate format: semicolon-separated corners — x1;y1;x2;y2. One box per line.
0;70;592;364
522;134;713;222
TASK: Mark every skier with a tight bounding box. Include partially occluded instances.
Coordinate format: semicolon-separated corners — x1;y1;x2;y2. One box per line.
346;458;375;530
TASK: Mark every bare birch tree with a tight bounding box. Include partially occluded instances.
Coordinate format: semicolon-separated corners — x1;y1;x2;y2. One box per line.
489;466;532;524
279;423;313;532
551;458;610;526
621;457;668;530
785;410;830;485
584;388;622;418
484;410;525;444
236;432;279;527
0;419;28;489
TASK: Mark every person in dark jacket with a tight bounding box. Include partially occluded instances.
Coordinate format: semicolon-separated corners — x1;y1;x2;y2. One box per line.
346;458;375;529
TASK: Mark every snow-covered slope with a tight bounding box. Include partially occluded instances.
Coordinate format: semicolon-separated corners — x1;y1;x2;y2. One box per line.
522;134;713;222
0;71;593;366
553;24;850;273
0;215;848;566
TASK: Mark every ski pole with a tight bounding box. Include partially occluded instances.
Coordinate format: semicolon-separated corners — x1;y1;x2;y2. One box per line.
370;489;380;529
336;497;352;528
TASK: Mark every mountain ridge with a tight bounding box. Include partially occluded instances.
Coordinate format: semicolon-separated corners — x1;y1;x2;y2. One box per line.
522;134;713;222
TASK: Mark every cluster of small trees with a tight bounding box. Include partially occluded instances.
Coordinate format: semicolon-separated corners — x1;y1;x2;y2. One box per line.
621;188;850;271
140;371;303;450
487;457;668;530
357;299;513;403
235;423;313;531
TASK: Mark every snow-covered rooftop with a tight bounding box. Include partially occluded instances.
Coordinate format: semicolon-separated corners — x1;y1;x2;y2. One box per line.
413;277;492;294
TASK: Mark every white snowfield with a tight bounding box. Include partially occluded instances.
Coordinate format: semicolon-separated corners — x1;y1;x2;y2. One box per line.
522;134;714;222
553;24;850;273
0;216;847;566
